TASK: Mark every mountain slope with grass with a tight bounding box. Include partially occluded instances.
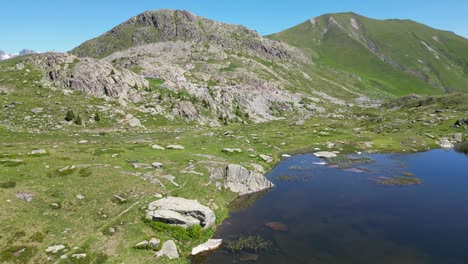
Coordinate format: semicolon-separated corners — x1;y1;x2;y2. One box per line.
268;12;468;95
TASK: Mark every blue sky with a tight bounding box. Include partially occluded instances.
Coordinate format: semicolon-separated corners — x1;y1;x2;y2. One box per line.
1;0;467;53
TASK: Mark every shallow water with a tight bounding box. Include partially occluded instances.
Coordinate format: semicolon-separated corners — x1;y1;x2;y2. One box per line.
197;149;468;264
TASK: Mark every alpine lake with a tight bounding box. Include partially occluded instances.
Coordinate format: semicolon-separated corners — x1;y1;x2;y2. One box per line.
194;147;468;264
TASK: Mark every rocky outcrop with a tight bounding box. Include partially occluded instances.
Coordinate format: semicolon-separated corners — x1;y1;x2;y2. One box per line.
217;164;274;195
27;53;148;102
145;196;215;229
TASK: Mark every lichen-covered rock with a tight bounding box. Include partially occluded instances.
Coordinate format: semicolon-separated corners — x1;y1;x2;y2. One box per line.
146;197;215;229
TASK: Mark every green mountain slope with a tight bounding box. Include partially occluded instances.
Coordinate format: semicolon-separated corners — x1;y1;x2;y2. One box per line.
268;12;468;94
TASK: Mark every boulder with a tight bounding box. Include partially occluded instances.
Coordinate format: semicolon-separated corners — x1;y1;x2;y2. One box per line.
146;197;215;229
156;240;179;259
452;118;468;128
313;151;337;158
224;164;274;195
191;239;223;256
125;114;142;127
454;133;463;143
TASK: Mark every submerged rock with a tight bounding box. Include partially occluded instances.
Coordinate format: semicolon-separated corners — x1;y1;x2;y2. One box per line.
224;164;274;195
146;196;215;229
191;239;223;256
156;240;179;259
265;221;289;232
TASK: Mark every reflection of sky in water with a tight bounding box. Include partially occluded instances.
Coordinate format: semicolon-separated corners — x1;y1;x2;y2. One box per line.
198;149;468;264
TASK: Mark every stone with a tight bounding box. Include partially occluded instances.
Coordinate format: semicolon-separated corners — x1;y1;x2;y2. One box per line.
454;133;463;143
151;162;164;169
265;222;289;232
76;194;85;200
126;114;142;127
132;163;152;169
156;240;179;259
31;108;44;114
191;239;223;256
222;148;242;153
149;238;160;250
438;138;454;149
134;240;149;249
146;196;215;229
224;164;274;195
71;253;86;260
313;151;337;158
15;192;34;202
166;144;185;150
452;118;468;128
281;154;292;158
29;149;47;155
151;144;165;150
78;140;88;144
113;194;127;203
45;245;66;254
259;154;273;163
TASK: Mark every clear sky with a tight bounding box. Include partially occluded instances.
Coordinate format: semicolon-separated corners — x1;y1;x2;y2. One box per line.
1;0;467;54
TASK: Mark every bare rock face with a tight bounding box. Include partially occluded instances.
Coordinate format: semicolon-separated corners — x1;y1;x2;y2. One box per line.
223;164;274;195
146;196;215;229
27;53;148;101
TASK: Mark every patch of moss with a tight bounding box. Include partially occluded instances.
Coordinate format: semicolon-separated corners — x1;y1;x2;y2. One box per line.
225;235;272;253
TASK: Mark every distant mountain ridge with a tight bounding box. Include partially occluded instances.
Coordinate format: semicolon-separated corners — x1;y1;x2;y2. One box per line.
0;49;37;60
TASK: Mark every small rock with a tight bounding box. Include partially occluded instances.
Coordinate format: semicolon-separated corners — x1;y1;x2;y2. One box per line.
45;245;66;254
151;162;164;169
156;240;179;259
108;227;116;235
281;154;292;158
135;240;149;249
76;194;85;200
222;148;242;153
313;151;337;158
191;239;223;256
438;138;454;149
15;192;34;202
166;144;185;150
149;238;160;250
71;253;86;260
259;154;273;163
78;140;88;144
31;108;44;114
113;194;127;203
151;144;165;150
29;149;47;155
454;133;463;143
132;163;152;169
